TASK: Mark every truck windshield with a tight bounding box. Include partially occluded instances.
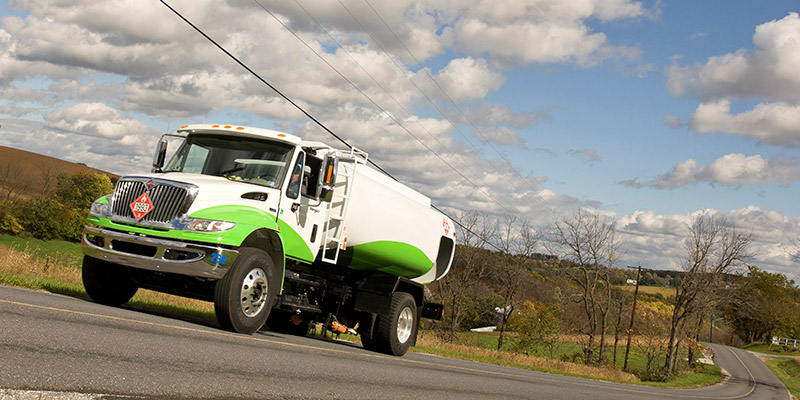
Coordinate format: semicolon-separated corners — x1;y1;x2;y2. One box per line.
163;134;295;189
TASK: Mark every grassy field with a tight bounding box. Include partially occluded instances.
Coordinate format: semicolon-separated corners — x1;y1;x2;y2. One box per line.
0;234;215;320
454;330;719;387
617;285;675;298
764;357;800;398
0;234;721;388
742;342;800;356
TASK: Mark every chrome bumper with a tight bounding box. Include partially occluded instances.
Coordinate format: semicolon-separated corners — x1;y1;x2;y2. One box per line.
82;225;238;279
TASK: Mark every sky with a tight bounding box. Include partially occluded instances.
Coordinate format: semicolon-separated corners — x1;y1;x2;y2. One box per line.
0;0;799;278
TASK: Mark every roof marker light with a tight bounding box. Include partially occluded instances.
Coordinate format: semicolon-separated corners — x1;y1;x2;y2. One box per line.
180;125;188;128
277;134;286;137
212;124;219;128
224;125;232;128
236;127;244;130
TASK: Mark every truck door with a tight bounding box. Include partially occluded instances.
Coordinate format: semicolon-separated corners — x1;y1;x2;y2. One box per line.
282;150;326;262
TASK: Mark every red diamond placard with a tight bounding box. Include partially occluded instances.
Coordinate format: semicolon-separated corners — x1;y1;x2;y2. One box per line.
130;192;154;222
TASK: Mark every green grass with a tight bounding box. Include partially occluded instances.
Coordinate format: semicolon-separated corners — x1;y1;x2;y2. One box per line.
742;342;800;356
639;364;723;388
412;344;604;380
764;358;800;398
0;271;87;298
411;341;722;388
0;270;216;320
456;331;721;386
0;234;83;268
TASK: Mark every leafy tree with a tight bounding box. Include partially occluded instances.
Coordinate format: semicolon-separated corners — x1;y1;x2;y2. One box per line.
14;171;113;241
509;299;563;359
55;171;113;210
723;266;799;343
15;197;65;240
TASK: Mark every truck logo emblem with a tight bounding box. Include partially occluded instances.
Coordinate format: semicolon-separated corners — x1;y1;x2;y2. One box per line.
129;192;154;221
146;180;155;188
443;218;450;235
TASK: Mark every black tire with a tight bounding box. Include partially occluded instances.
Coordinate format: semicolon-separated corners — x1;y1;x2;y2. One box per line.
357;313;377;351
266;310;310;336
214;248;277;334
373;292;417;356
81;256;138;306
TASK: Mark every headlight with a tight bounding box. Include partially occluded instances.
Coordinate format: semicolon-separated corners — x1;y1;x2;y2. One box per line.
185;218;236;232
89;202;108;217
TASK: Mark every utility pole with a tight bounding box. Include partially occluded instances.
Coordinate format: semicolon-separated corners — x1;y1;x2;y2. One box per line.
623;265;642;372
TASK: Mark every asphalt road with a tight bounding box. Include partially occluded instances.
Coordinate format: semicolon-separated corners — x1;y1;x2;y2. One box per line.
0;285;790;399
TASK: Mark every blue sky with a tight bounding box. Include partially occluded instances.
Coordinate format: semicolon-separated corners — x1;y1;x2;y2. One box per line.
0;0;799;276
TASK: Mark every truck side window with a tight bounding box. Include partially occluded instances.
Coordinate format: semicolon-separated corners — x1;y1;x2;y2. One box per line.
286;152;305;200
302;155;322;198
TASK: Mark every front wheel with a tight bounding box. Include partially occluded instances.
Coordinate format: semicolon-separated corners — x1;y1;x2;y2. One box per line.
82;256;138;306
373;292;417;356
214;248;276;334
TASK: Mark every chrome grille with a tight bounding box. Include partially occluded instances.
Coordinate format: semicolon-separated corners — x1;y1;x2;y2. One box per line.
110;178;193;224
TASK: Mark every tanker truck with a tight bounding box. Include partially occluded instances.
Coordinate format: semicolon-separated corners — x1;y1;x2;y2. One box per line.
81;124;455;356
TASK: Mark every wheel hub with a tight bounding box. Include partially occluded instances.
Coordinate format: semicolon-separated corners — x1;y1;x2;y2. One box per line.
240;268;268;317
396;306;414;344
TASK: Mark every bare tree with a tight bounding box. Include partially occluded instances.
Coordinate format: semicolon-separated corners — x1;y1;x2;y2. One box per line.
36;161;58;200
548;209;621;365
492;214;537;351
0;161;27;204
664;213;753;376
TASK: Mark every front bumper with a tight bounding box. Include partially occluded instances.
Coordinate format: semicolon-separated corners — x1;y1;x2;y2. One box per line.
82;225;239;279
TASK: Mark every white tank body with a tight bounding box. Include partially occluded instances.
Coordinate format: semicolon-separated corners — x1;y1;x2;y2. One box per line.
333;160;455;284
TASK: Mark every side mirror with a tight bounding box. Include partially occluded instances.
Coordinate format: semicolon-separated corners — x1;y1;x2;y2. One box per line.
152;136;168;172
318;155;338;202
319;187;334;202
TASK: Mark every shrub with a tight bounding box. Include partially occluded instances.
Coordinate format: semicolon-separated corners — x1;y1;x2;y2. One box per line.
13;171;113;241
0;200;23;234
15;198;65;240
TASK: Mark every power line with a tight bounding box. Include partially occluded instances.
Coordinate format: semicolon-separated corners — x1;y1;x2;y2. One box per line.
362;0;555;213
288;0;511;212
251;0;514;215
157;0;508;250
157;0;394;178
339;0;525;195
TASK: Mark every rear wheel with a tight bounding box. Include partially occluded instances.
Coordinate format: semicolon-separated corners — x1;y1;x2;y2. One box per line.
372;292;417;356
82;256;138;306
214;248;276;334
357;314;377;351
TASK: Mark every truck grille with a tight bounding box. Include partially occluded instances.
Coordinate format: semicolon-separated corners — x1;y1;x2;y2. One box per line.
110;178;196;224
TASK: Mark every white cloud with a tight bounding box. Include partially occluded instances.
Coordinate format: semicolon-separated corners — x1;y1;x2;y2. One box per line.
666;13;800;148
623;153;800;189
434;57;504;103
618;207;800;276
689;100;800;147
41;103;161;157
451;0;645;66
666;13;800;101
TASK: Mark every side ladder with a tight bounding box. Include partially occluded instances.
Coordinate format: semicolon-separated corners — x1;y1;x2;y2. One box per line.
320;147;368;264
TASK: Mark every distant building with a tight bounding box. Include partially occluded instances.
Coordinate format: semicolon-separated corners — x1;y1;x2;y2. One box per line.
626;279;638;285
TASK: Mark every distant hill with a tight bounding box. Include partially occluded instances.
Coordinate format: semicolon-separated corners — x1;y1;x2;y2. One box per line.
0;145;119;202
